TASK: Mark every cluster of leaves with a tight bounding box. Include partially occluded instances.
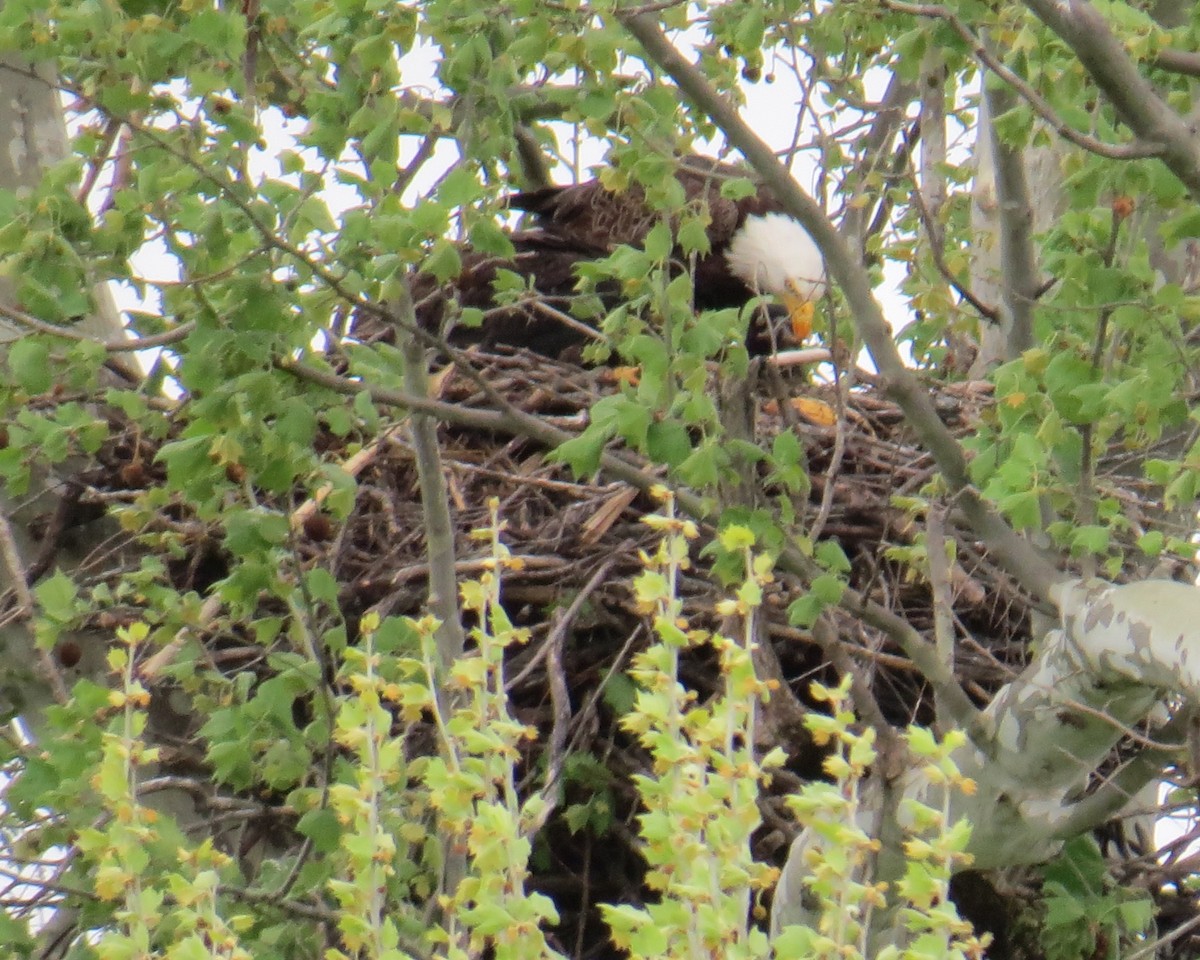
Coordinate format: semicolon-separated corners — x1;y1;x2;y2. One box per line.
17;502;556;959
6;489;1009;959
1039;837;1154;960
603;497;781;958
776;676;989;960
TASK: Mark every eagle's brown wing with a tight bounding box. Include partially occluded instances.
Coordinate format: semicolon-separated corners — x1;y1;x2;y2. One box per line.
509;155;783;255
507;179;656;253
387;231;612;358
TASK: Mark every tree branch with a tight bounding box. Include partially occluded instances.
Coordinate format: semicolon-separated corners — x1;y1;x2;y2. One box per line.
882;0;1161;161
1155;47;1200;79
393;289;467;675
985;83;1042;357
618;11;1065;603
1023;0;1200;199
0;302;195;352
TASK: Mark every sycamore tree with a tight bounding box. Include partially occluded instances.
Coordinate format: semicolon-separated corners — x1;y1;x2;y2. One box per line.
6;0;1200;958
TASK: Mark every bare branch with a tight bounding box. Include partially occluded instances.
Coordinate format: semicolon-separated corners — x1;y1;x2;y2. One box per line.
0;302;194;352
1155;47;1200;78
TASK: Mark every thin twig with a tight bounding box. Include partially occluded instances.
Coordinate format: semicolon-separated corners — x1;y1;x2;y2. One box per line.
75;117;123;207
906;154;998;321
0;302;195;352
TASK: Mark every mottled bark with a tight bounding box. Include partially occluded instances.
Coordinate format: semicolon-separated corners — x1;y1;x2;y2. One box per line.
775;578;1200;943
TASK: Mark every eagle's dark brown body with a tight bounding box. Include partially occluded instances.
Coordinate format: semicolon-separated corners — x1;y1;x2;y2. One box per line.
408;230;612;358
508;156;786;315
391;157;797;357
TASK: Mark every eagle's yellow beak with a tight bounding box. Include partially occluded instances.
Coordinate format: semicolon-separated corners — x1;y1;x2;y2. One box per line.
781;279;816;342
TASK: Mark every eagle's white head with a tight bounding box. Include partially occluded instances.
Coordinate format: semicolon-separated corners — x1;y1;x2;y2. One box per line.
725;212;826;340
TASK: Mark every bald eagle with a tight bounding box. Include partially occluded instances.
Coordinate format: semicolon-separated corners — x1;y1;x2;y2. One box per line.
404;156;826;357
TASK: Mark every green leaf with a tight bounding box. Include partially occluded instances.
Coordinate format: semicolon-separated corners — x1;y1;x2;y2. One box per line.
1137;530;1164;555
34;570;78;624
677;444;721;487
1043;835;1106;898
1116;895;1153;933
156;436;216;493
469;218;515;257
552;425;610;476
296;196;336;233
815;539;851;574
8;338;52;394
787;593;824;627
438;165;481;208
424;238;462;282
0;911;34;951
1161;208;1200;244
646;419;690;467
999;489;1042;529
224;508;289;556
642;220;673;262
1071;524;1109;555
676;213;711;255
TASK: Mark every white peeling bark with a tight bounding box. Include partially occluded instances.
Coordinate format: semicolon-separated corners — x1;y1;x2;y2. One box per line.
954;578;1193;867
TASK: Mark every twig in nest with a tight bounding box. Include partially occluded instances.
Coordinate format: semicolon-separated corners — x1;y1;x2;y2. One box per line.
139;593;223;680
291;423;406;533
518;557;618;832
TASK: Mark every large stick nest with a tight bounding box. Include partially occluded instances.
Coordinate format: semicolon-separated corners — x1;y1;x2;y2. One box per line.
66;345;1198;959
